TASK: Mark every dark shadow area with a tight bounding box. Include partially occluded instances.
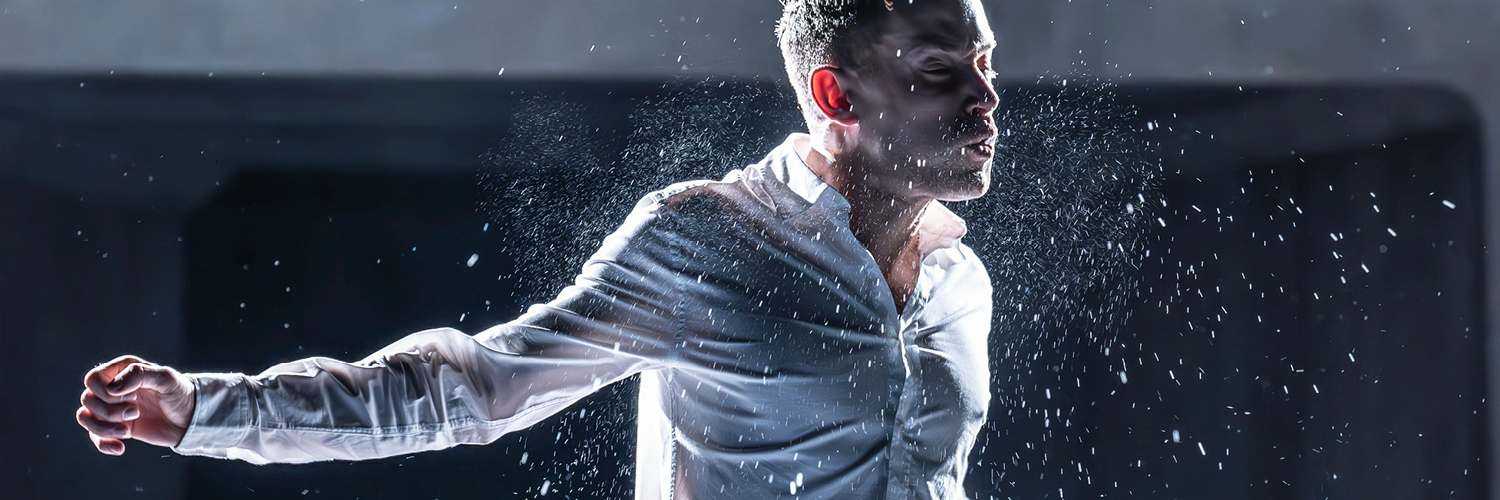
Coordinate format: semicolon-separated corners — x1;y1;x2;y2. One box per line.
998;84;1488;500
1;74;1485;499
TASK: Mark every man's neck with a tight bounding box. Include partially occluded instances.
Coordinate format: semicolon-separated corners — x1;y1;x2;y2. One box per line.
839;176;928;271
796;138;930;274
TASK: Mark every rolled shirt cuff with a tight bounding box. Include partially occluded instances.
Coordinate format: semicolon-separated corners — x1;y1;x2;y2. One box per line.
171;372;254;455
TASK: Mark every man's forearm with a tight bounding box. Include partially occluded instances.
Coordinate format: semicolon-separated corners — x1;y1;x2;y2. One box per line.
170;320;661;464
169;327;550;464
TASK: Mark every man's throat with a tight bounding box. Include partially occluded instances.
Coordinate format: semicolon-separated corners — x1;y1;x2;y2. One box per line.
849;207;926;315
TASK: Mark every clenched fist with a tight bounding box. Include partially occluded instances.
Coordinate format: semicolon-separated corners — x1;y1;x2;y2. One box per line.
76;355;196;456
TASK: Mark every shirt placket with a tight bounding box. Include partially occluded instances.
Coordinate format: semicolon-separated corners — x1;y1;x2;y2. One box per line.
886;268;932;499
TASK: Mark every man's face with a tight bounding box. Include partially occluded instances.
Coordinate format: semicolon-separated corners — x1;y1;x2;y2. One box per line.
841;0;999;202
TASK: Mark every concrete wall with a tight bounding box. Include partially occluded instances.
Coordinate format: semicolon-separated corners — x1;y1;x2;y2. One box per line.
1;0;1493;221
1;1;1493;83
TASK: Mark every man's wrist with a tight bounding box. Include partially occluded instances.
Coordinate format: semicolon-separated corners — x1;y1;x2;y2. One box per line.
171;379;197;448
170;373;253;453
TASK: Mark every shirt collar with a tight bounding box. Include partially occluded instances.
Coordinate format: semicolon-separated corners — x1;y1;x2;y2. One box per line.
761;133;970;256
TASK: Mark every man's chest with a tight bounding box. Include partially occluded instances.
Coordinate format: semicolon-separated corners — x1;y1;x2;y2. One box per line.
670;230;991;430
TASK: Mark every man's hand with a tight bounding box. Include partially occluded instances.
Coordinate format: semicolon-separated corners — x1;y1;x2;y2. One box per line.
76;355;196;456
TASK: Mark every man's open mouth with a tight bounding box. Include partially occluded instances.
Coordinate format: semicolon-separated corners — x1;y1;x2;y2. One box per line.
963;142;995;158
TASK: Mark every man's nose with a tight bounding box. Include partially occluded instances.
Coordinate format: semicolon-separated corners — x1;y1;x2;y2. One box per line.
965;72;999;118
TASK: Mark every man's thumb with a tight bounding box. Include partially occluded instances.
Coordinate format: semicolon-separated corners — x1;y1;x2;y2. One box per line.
106;363;177;396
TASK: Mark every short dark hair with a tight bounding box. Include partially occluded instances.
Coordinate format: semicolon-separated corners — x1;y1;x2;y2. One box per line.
775;0;893;130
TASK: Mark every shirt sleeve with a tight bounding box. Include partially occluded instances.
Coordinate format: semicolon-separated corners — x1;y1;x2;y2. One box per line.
171;193;688;464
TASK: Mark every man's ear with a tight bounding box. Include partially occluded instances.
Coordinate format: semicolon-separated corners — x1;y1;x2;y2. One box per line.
809;66;858;126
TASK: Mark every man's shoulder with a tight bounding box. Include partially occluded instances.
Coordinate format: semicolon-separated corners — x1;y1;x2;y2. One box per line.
632;171;769;225
602;173;770;266
641;178;730;209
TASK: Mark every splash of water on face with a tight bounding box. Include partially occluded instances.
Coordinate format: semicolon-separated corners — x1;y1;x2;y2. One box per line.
944;73;1165;496
965;72;1162;352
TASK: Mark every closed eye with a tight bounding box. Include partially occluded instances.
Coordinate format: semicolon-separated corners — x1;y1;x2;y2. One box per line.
979;54;997;81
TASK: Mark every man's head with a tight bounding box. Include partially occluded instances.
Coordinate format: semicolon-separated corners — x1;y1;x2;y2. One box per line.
776;0;999;203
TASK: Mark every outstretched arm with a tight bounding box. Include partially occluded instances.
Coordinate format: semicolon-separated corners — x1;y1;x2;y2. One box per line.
76;194;688;464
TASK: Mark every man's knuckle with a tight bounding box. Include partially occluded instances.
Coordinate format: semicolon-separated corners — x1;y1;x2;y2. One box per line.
86;418;119;436
88;401;115;418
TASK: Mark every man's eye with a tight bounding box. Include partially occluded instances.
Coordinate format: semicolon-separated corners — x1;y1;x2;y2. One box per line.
922;66;951;75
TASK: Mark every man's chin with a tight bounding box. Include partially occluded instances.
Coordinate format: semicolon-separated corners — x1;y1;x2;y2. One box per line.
932;165;992;201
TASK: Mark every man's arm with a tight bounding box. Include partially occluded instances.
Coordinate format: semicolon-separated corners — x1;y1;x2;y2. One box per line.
76;193;689;464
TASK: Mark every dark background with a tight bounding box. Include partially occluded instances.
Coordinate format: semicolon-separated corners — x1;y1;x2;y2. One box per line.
2;2;1496;499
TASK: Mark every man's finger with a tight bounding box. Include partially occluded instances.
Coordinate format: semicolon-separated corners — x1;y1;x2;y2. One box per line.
80;389;139;422
84;355;145;385
89;431;125;456
83;356;145;404
107;363;176;397
75;406;130;439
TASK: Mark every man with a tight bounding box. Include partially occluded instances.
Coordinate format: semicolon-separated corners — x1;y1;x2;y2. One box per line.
75;0;999;497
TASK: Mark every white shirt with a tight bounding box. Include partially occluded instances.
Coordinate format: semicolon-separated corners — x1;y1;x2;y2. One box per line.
173;133;995;499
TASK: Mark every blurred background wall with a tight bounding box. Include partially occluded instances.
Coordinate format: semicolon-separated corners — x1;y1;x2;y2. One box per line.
2;1;1495;499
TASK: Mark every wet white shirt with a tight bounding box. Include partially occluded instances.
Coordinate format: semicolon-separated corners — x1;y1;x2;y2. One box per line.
173;133;995;499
